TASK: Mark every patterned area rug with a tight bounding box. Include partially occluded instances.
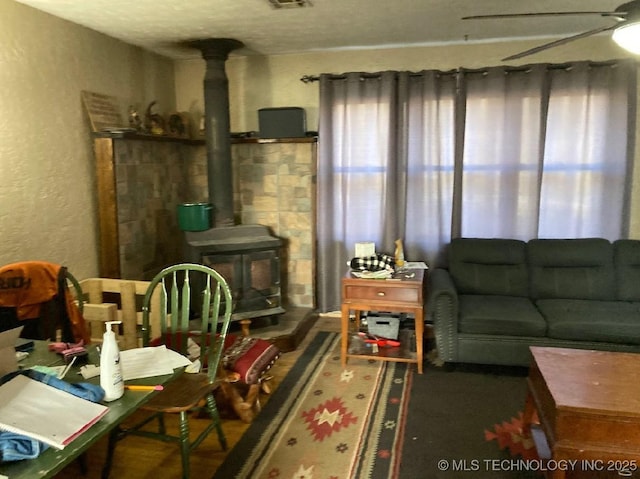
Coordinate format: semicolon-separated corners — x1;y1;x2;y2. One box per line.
213;331;413;479
484;411;539;461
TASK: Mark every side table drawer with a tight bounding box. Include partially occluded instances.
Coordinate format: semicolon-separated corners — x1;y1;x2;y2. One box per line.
344;284;420;303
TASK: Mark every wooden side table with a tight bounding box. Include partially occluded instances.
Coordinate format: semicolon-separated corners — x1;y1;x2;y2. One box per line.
340;269;426;374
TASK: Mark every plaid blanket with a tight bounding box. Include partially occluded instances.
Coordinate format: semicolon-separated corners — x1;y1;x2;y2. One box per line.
349;254;395;272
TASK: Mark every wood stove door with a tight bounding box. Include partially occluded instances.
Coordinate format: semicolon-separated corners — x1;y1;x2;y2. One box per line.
201;253;243;305
242;249;281;313
201;249;281;318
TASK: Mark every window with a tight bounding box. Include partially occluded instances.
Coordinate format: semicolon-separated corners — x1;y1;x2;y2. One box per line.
316;62;635;311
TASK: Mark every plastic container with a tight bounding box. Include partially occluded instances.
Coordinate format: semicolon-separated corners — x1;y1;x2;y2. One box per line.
177;202;212;231
100;320;124;402
367;316;400;340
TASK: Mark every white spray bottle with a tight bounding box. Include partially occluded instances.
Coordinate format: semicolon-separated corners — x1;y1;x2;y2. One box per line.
100;320;124;402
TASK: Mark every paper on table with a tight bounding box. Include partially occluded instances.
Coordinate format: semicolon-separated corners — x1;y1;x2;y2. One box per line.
351;270;392;279
403;261;429;269
120;345;192;380
0;374;108;450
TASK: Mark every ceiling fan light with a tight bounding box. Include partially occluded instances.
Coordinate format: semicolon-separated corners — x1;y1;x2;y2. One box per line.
612;22;640;54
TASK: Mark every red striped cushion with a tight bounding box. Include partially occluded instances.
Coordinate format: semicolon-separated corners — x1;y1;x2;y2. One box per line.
222;335;280;385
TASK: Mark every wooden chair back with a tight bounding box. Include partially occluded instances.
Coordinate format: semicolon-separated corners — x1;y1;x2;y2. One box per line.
80;278;160;349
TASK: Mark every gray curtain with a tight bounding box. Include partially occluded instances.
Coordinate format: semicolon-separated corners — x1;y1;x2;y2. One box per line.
316;61;636;312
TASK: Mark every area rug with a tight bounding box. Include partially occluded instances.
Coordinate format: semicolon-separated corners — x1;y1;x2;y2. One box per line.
212;331;412;479
484;411;539;461
399;362;537;479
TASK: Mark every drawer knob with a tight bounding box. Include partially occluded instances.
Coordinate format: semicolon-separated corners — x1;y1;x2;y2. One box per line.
377;291;385;296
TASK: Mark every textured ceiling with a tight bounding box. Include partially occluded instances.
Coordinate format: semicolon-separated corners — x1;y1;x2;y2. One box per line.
14;0;628;59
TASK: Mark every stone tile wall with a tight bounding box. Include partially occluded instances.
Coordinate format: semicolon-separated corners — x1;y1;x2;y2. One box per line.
184;140;317;308
113;139;189;280
233;141;316;308
110;137;316;308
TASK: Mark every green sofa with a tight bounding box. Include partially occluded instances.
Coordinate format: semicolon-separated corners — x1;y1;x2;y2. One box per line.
428;237;640;367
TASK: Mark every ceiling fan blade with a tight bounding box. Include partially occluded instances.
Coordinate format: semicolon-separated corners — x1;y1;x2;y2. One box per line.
502;25;617;61
462;11;622;20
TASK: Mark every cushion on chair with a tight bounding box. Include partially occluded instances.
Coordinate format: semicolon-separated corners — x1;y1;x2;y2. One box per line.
222;335;280;385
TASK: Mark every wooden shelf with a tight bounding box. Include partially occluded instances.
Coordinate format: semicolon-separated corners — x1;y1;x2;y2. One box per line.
92;131;317;145
231;137;317;144
93;131;204;145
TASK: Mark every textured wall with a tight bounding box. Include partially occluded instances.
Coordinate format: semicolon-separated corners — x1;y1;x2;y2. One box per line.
0;0;176;279
111;139;190;280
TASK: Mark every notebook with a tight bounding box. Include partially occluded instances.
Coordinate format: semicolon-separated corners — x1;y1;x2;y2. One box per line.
0;374;109;449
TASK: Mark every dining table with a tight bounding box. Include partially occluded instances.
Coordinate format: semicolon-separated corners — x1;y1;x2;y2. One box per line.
0;341;179;479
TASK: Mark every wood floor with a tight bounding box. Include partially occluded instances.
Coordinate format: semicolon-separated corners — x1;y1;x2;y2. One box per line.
53;315;340;479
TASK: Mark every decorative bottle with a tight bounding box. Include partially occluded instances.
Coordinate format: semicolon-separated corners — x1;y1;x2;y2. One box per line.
394;239;405;268
100;320;124;402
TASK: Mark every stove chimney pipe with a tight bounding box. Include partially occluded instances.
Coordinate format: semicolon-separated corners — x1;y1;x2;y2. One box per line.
189;38;244;227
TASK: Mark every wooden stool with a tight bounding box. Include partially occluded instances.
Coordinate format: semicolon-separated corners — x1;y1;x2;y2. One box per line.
218;329;281;423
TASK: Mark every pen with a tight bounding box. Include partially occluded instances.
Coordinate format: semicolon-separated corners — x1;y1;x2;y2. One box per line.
124;385;164;391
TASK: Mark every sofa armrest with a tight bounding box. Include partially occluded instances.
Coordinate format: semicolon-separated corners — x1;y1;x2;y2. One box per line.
427;268;459;363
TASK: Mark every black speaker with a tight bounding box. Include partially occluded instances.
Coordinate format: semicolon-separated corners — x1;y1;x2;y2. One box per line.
258;107;306;138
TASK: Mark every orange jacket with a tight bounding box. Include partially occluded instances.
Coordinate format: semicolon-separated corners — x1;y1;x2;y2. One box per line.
0;261;90;343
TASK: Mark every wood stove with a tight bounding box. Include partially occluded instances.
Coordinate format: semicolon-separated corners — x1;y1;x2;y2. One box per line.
184;225;284;321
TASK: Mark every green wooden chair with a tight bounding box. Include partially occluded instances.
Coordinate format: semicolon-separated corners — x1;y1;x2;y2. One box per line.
101;263;233;479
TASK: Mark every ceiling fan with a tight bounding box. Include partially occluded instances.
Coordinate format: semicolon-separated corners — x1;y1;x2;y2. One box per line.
462;0;640;61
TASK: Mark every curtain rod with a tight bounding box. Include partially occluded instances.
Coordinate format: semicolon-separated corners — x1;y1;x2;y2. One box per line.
300;71;443;83
299;59;626;83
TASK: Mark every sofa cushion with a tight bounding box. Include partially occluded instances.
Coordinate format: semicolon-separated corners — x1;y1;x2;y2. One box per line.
458;295;547;337
537;299;640;345
614;239;640;301
528;238;615;301
449;238;529;297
